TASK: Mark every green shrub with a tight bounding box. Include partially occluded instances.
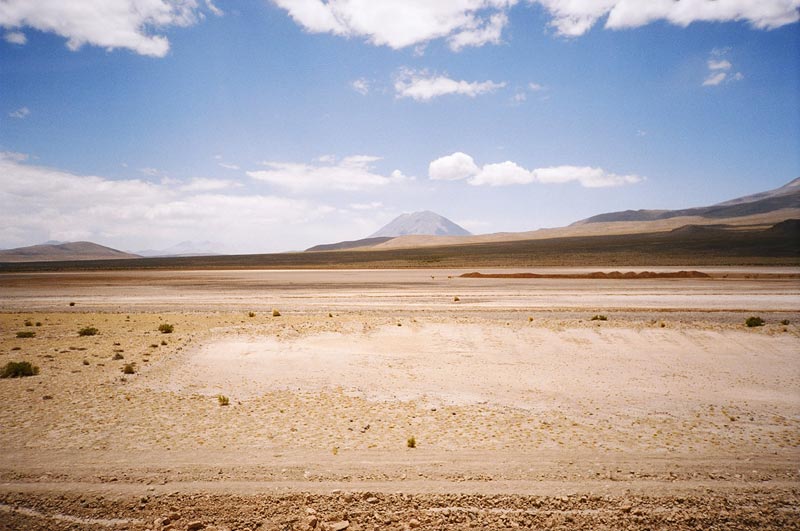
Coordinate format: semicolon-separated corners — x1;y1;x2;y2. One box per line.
407;435;416;448
590;315;608;321
745;316;764;327
158;323;174;334
16;331;35;338
1;361;39;378
121;363;136;374
780;319;790;326
218;395;230;406
78;327;99;337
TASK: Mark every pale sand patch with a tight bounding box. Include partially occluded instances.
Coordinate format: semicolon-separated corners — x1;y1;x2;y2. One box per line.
149;324;800;414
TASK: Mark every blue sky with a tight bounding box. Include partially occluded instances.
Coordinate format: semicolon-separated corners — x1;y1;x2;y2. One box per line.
1;1;798;253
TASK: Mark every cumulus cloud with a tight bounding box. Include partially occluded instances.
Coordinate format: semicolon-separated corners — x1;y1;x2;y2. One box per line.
702;48;744;86
247;155;407;192
428;152;642;187
538;0;800;36
3;30;26;44
273;0;800;49
272;0;516;51
0;151;382;253
394;69;506;101
0;0;220;57
429;152;480;181
8;106;29;119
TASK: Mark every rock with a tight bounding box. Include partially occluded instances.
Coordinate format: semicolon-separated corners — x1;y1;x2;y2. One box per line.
327;521;349;531
408;518;421;528
306;515;318;529
186;521;205;531
306;508;317;515
366;497;379;504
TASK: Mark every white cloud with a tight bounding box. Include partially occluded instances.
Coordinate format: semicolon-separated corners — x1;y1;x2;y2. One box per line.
3;30;26;44
394;68;506;101
205;0;223;17
0;0;222;57
528;82;544;91
447;11;509;51
272;0;517;51
247;155;407;192
139;167;161;177
702;71;728;86
701;48;743;87
273;0;800;48
537;0;800;36
351;78;370;95
218;162;241;170
0;151;380;253
8;106;29;119
429;152;480;181
349;201;384;210
179;177;238;192
428;151;642;188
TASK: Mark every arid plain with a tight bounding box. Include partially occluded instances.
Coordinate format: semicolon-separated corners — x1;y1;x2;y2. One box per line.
1;268;798;530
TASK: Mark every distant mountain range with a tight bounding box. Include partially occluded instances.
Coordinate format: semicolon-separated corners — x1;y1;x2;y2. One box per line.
135;240;223;257
2;179;798;262
0;241;139;262
573;177;800;224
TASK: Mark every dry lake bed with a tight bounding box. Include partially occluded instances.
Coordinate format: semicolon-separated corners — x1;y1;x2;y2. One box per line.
0;268;798;530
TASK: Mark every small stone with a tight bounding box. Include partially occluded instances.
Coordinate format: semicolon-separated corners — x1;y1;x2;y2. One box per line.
408;518;421;528
328;521;349;531
186;521;205;531
366;497;379;504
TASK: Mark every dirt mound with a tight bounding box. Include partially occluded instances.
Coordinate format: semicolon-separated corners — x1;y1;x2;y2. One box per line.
460;270;711;279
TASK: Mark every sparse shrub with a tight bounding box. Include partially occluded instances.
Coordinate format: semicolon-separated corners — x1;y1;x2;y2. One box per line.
407;436;416;448
42;395;53;400
161;340;167;345
121;363;136;374
158;323;174;334
660;322;666;328
1;361;39;378
272;309;281;317
332;446;339;456
82;359;90;366
328;313;333;318
35;322;42;327
218;395;230;406
248;312;256;318
745;316;764;327
78;327;99;337
16;331;35;338
10;346;21;351
528;316;533;322
112;353;124;361
150;343;158;348
24;320;33;326
69;302;75;307
591;315;608;321
780;319;790;325
453;296;460;302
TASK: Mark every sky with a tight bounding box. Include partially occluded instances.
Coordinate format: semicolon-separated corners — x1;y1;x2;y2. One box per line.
1;0;799;254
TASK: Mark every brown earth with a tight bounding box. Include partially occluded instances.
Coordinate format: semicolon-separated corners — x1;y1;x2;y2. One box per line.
0;268;798;530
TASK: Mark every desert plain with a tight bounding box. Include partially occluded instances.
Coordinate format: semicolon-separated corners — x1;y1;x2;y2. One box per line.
0;268;798;530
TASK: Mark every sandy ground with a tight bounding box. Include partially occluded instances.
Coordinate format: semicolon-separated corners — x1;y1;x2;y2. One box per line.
0;268;798;530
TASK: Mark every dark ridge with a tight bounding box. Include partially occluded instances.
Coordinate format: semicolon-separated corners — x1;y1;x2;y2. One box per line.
460;271;711;279
306;237;394;252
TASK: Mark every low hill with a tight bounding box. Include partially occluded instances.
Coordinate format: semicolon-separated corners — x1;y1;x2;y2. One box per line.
306;237;394;252
0;241;140;263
